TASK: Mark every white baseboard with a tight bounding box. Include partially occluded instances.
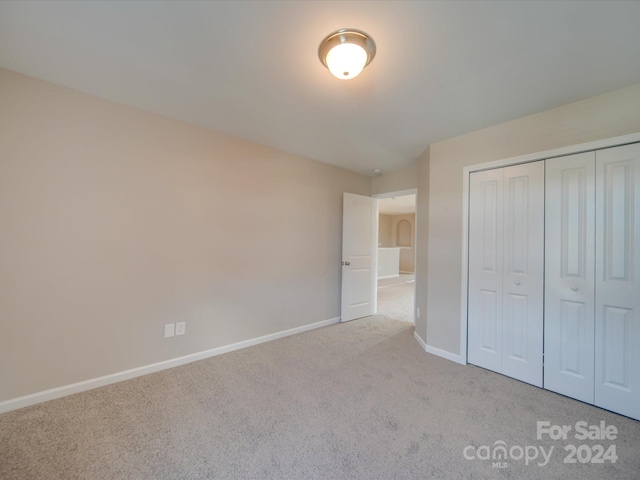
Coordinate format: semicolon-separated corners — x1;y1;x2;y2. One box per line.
0;316;340;414
425;344;466;365
413;331;427;350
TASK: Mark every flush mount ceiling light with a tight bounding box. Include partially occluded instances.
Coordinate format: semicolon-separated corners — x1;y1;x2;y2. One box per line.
318;28;376;80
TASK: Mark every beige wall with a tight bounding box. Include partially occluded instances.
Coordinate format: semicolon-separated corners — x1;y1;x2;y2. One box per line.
390;214;414;247
399;249;414;274
421;83;640;356
371;166;417;195
378;214;393;247
390;214;415;273
0;68;370;402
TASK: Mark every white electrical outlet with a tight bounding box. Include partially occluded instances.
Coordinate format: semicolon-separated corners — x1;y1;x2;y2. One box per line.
416;308;421;319
175;321;186;336
164;323;175;338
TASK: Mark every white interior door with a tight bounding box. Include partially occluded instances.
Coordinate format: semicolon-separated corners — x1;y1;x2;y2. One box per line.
468;162;544;386
595;143;640;420
544;152;596;403
341;193;378;322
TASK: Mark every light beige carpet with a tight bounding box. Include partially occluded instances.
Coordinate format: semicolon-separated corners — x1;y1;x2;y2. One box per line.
377;274;414;288
1;316;639;479
377;274;414;324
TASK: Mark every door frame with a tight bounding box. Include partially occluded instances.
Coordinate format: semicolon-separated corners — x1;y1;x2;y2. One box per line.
459;132;640;366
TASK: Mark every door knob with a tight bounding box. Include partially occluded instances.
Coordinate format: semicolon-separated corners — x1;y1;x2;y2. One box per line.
514;280;521;286
345;261;351;266
571;286;578;291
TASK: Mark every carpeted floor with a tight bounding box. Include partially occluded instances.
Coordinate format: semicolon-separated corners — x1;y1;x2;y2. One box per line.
377;274;414;324
1;316;639;480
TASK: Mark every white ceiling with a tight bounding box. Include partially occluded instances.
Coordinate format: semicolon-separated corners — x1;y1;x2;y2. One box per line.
1;1;639;175
378;195;416;216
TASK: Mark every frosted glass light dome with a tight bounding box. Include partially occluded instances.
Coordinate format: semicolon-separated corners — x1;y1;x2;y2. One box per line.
326;43;368;80
318;29;376;80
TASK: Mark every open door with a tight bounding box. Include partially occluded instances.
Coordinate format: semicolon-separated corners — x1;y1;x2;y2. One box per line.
341;192;378;322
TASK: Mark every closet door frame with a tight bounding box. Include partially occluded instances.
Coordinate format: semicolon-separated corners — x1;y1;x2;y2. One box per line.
459;132;640;366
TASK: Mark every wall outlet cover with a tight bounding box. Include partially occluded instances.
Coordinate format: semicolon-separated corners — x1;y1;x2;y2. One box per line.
176;321;186;336
164;323;175;338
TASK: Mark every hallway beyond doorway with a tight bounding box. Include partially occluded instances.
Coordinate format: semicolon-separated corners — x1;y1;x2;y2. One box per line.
377;274;414;324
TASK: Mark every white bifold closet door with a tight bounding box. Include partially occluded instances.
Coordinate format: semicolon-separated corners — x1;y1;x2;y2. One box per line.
468;161;544;387
545;143;640;420
595;143;640;420
544;152;596;403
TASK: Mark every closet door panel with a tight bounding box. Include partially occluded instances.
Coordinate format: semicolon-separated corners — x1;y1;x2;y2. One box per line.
595;143;640;420
544;152;595;403
501;162;544;387
468;169;503;372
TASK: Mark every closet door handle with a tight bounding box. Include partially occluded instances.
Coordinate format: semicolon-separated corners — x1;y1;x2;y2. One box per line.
571;286;579;291
514;280;521;286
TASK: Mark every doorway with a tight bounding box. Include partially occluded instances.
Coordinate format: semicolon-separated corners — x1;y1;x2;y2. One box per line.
376;193;416;324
